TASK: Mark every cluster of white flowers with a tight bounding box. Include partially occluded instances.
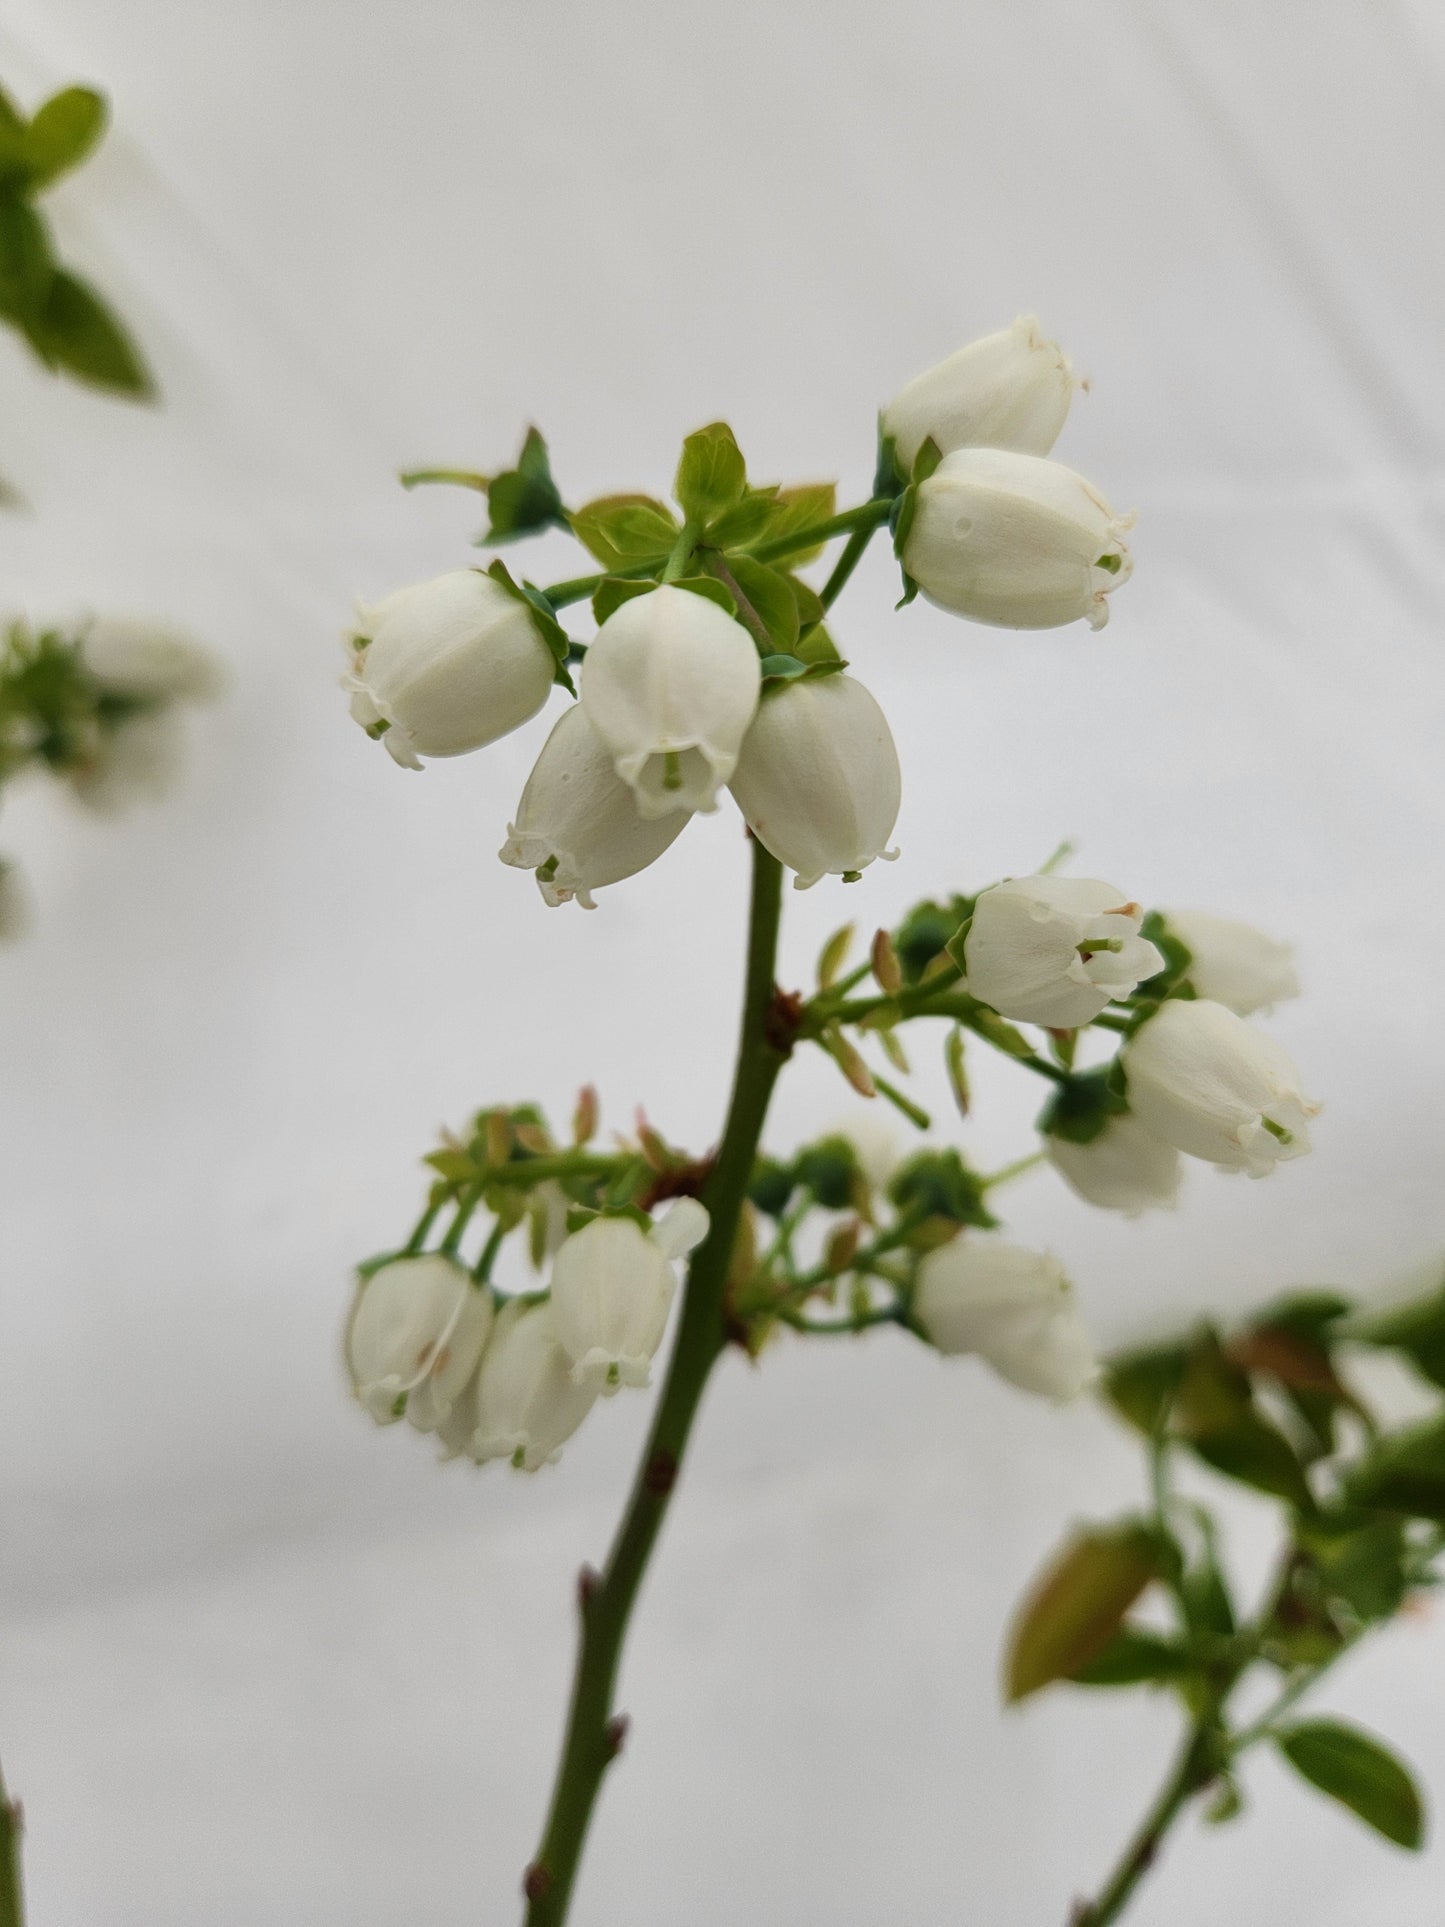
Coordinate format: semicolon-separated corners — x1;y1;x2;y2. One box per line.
346;318;1136;906
956;872;1318;1213
345;1199;709;1471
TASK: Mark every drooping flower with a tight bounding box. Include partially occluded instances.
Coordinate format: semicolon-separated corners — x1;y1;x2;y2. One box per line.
963;875;1164;1028
549;1200;710;1394
442;1297;598;1472
913;1237;1096;1400
499;702;691;908
727;672;900;888
1165;909;1301;1017
882;315;1078;475
346;569;555;768
579;585;760;818
345;1255;494;1431
79;616;223;702
903;448;1132;630
1121;998;1319;1177
1047;1113;1182;1216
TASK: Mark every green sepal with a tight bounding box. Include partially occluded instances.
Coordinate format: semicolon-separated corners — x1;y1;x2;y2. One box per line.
794;1136;862;1210
485;559;576;695
1275;1720;1425;1850
911;435;943;484
873;419;905;498
758;653;849;694
673;574;736;616
889;482;920;607
592;576;657;626
476;427;568;545
1005;1522;1162;1703
568;493;679;571
893;896;974;983
674;420;747;524
942;914;973;974
887;1149;996;1230
1037;1066;1129;1146
747;1156;796;1218
21;87;107;189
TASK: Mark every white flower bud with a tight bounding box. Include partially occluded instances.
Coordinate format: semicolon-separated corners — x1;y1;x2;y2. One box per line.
346;569;555;769
499;702;690;908
445;1298;598;1471
1121;998;1320;1177
79;617;223;702
579;585;760;819
1048;1114;1182;1217
904;448;1132;631
914;1238;1096;1401
0;858;31;943
345;1254;494;1431
882;315;1078;475
727;673;901;889
1165;910;1301;1017
963;875;1164;1029
550;1204;709;1394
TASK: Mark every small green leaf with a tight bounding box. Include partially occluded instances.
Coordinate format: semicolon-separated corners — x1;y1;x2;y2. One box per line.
479;427;566;544
1353;1281;1445;1390
1068;1628;1193;1688
735;481;837;564
25;269;152;395
703;485;781;551
1005;1525;1160;1702
797;621;841;665
0;197;53;322
23;87;107;188
673;575;736;616
815;921;854;989
568;493;679;571
1105;1346;1190;1436
873;421;904;497
1190;1413;1315;1511
1346;1411;1445;1522
1276;1720;1425;1849
714;555;799;651
758;654;808;684
591;576;656;626
485;560;576;694
674;420;746;523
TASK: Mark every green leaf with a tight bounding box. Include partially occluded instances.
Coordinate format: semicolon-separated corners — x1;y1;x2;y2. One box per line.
568;493;678;571
1276;1720;1425;1849
479;427;566;544
674;420;746;523
734;481;837;564
23;87;107;188
0;197;53;322
1346;1411;1445;1522
591;575;656;626
797;621;841;664
1303;1516;1411;1623
1190;1412;1315;1511
786;572;826;631
713;555;798;651
485;560;576;694
702;485;781;551
24;269;152;395
673;575;737;616
1353;1281;1445;1390
1068;1628;1194;1688
1005;1524;1160;1702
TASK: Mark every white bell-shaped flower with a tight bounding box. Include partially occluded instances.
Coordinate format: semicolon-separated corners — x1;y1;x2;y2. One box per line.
1048;1114;1182;1217
345;1254;494;1431
914;1237;1096;1401
963;875;1164;1028
499;702;691;908
882;315;1078;475
346;569;555;769
727;673;901;889
579;585;760;818
1121;998;1320;1178
79;616;223;701
1166;909;1301;1017
904;448;1132;631
444;1298;598;1472
550;1202;710;1395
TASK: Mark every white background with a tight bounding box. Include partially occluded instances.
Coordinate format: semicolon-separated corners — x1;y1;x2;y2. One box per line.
3;2;1445;1920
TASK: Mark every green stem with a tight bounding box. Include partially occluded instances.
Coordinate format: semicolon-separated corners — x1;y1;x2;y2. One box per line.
981;1149;1046;1191
0;1761;23;1927
1074;1718;1220;1927
521;844;788;1926
815;517;883;611
749;497;893;567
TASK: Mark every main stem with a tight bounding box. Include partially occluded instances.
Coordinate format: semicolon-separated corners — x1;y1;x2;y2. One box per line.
0;1761;23;1927
1073;1721;1216;1927
520;843;787;1926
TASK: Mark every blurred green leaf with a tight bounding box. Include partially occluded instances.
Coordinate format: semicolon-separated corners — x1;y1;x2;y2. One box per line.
1276;1720;1425;1850
1068;1628;1194;1688
24;268;152;395
23;87;107;187
1005;1524;1160;1703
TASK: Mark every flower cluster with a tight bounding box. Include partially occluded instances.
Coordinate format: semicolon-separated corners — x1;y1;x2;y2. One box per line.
346;318;1133;906
0;616;219;934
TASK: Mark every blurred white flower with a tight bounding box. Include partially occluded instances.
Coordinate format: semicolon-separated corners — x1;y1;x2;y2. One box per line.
499;702;691;908
580;585;760;818
882;315;1078;475
80;617;223;702
345;1254;494;1431
830;1110;901;1191
1122;998;1319;1177
68;708;186;813
443;1298;597;1471
347;568;554;768
904;448;1132;630
728;672;901;889
550;1202;709;1394
914;1237;1096;1401
963;875;1163;1028
1166;909;1301;1016
1048;1114;1182;1216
